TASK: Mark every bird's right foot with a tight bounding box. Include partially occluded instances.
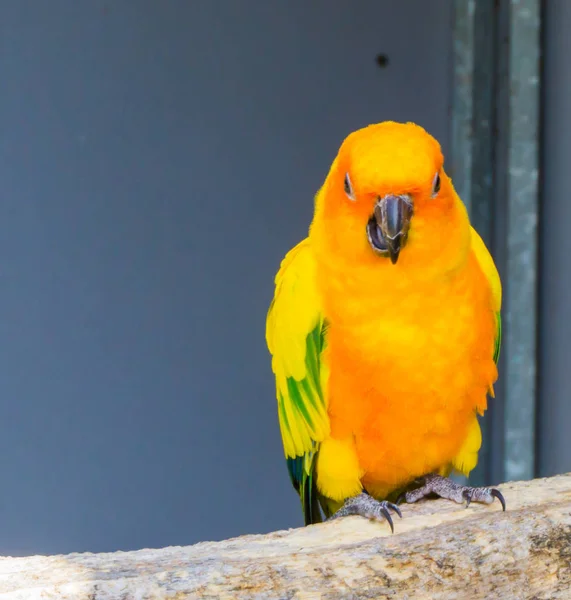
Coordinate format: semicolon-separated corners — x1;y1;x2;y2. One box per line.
328;492;402;533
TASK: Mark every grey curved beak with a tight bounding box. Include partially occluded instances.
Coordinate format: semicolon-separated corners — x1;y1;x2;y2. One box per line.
374;194;413;264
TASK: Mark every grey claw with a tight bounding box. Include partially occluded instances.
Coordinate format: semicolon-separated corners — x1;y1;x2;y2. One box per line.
491;488;506;511
381;506;394;533
396;493;406;506
462;489;472;508
387;502;403;519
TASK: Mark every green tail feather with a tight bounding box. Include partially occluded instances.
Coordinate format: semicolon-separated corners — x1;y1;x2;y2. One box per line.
301;468;322;525
287;455;327;525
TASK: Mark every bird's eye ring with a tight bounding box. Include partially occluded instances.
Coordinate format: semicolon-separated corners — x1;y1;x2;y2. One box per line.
431;172;441;198
344;172;355;201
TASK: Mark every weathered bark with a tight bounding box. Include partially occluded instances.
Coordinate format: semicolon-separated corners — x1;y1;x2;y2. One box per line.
0;474;569;599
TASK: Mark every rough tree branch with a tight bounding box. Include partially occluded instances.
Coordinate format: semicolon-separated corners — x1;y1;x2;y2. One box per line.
0;474;570;599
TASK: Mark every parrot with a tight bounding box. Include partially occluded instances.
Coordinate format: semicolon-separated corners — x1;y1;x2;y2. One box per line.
265;121;505;531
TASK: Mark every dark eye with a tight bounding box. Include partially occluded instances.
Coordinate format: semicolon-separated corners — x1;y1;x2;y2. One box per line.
431;172;441;197
344;172;355;201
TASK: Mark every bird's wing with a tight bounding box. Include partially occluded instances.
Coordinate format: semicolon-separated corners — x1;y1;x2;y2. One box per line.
450;226;502;476
470;225;502;364
266;238;330;524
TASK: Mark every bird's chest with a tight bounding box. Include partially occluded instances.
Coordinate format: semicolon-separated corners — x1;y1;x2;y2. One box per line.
323;273;496;452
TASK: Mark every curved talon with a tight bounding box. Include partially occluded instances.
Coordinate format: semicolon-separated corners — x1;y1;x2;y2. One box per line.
396;493;406;506
463;489;473;508
381;507;394;533
491;488;506;511
387;502;403;519
377;502;402;533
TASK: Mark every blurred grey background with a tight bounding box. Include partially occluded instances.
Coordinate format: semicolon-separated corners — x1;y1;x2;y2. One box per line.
0;0;565;556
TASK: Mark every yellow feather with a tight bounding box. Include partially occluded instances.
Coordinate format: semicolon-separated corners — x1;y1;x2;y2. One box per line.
451;417;483;476
316;437;364;501
470;226;502;312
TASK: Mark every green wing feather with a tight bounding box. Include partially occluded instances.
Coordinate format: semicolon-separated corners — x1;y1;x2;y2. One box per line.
266;238;330;524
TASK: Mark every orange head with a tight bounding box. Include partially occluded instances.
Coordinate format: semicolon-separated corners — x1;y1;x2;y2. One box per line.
310;122;471;273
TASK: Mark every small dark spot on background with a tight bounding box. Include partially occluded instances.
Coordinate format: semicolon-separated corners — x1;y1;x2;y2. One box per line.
376;54;389;68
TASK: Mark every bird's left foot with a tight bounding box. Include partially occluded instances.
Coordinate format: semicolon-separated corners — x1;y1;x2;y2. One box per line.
398;473;506;511
328;492;402;533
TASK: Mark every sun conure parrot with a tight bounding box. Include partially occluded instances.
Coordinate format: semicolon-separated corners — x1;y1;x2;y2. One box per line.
266;121;505;531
